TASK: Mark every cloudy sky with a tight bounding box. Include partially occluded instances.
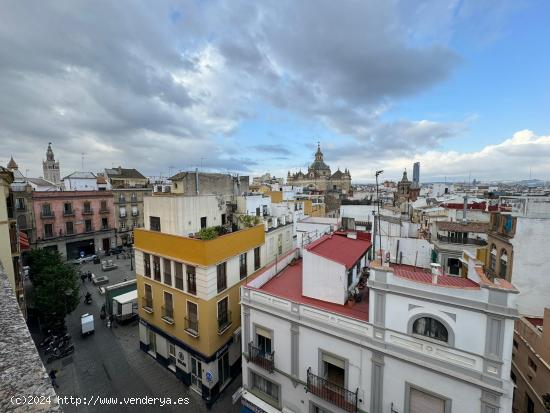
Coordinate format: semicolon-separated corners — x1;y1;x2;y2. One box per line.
1;0;549;183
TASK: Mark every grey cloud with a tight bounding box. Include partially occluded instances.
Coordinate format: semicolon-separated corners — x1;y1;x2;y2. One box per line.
251;145;292;155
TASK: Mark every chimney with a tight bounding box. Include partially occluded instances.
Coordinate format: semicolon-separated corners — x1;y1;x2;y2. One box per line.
430;263;442;284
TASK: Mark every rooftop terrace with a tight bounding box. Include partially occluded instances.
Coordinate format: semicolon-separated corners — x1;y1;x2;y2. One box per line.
256;259;370;322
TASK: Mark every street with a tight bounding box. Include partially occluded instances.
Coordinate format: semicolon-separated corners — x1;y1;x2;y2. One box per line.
36;254;241;413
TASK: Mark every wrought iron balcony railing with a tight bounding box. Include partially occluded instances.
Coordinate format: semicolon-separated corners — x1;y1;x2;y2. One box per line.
306;367;358;413
248;342;274;372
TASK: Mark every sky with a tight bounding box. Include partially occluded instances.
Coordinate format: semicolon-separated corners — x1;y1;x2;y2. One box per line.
1;0;549;183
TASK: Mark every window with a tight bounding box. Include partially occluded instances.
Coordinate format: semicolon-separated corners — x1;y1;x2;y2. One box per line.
120;220;126;230
143;284;153;309
153;256;161;281
119;194;126;203
256;327;272;355
277;234;283;255
101;217;108;229
144;253;151;277
412;317;449;343
131;192;137;203
186;301;198;334
528;357;537;372
527;394;534;413
120;206;127;218
42;203;52;216
66;222;74;235
163;258;172;286
132;206;138;216
409;387;446;413
200;216;207;229
256;207;261;216
221;214;226;225
499;250;508;278
85;219;92;232
150;216;161;232
15;198;25;211
217;262;227;292
240;253;247;279
321;352;345;387
63;202;73;215
44;223;53;238
490;245;497;271
513;339;518;349
174;262;184;290
254;247;261;270
83;201;92;213
187;265;196;295
163;291;173;321
251;371;279;405
100;200;107;211
217;297;230;332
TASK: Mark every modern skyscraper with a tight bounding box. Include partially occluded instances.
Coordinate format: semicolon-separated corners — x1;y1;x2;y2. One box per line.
413;161;420;185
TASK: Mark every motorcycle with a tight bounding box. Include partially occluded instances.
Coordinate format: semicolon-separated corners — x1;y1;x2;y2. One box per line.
46;343;74;364
43;334;72;355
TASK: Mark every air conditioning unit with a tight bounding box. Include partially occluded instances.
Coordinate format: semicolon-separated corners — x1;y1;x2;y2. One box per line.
233;326;242;342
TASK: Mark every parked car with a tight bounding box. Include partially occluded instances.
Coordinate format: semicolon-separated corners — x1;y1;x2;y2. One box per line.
106;246;124;256
72;254;98;265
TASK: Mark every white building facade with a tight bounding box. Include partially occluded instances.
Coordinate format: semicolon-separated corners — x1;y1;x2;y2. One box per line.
240;235;517;413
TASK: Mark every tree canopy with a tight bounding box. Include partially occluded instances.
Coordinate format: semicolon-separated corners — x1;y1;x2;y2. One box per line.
27;249;80;329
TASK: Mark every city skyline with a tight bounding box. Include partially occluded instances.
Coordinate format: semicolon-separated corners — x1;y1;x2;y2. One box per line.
1;1;549;182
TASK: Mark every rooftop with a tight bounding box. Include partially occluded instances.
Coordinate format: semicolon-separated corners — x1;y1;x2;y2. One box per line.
390;263;479;289
306;233;371;269
62;171;96;180
258;259;370;322
105;167;147;180
437;221;489;233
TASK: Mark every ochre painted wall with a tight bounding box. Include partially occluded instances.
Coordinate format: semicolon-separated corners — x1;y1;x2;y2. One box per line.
134;224;265;267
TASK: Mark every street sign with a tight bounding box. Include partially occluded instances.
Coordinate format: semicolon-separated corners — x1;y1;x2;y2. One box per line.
205;371;213;382
80;251;85;258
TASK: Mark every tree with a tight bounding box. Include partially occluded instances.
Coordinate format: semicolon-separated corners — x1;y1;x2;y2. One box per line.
27;249;80;330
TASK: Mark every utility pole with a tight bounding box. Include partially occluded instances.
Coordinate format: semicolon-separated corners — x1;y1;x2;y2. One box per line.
375;170;383;265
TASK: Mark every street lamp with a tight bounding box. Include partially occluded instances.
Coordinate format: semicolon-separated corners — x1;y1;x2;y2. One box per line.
375;170;383;265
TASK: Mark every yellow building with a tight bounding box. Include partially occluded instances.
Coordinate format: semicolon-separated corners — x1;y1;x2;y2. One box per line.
134;193;294;405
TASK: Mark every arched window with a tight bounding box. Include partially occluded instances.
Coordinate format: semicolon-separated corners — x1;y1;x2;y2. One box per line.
412;317;449;343
499;250;508;278
490;245;497;271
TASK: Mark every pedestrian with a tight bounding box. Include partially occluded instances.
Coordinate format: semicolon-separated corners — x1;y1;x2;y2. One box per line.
81;273;86;284
108;314;114;328
49;369;59;388
87;271;92;283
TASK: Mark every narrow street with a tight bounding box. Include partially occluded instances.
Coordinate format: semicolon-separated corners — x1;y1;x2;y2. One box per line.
35;257;241;413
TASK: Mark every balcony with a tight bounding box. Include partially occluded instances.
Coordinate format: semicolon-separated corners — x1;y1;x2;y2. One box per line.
141;297;153;313
43;232;54;240
248;342;274;372
101;225;110;231
119;197;126;204
130;197;138;205
84;226;94;233
100;207;110;214
306;368;358;413
436;235;486;246
132;210;139;217
185;317;199;337
217;310;232;334
40;211;55;219
63;210;75;217
82;208;94;215
119;213;127;218
161;306;174;325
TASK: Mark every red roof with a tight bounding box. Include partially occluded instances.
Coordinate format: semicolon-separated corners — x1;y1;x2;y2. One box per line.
257;260;369;322
526;317;544;328
391;264;479;288
306;233;371;269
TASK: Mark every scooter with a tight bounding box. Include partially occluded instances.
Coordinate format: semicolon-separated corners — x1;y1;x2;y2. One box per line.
46;343;74;364
84;292;92;305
